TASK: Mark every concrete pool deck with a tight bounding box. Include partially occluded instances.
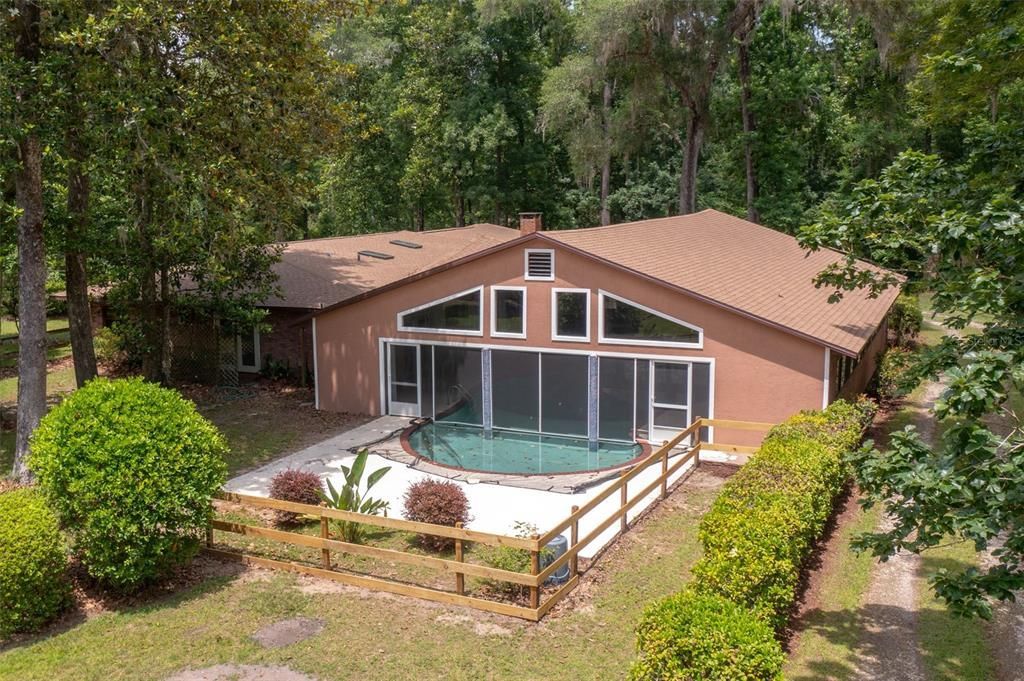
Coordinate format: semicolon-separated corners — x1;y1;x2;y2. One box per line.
226;416;731;558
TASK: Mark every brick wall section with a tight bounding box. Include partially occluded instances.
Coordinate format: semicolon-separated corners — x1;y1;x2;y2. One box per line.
259;308;313;383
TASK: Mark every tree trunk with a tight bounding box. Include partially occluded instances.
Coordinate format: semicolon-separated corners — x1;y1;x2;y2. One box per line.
134;172;163;384
677;109;704;215
65;124;98;387
599;78;613;226
454;190;465;228
159;265;172;384
11;0;46;482
738;36;759;223
414;203;425;232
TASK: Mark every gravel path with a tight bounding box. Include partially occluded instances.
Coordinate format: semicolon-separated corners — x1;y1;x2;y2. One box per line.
852;378;948;681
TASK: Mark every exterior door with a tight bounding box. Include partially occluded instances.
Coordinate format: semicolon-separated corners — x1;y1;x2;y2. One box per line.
649;360;690;444
387;343;420;416
237;326;260;373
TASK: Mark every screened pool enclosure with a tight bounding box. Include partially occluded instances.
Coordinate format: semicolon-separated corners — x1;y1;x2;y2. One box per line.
384;341;712;447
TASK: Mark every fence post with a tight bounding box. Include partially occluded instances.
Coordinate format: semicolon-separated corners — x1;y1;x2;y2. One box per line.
530;535;540;610
206;522;213;548
570;505;579;578
620;478;628;533
454;521;465;596
661;441;669;499
320;516;331;569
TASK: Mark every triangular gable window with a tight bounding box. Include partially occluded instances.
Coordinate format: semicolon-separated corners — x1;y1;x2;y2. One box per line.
398;286;483;335
599;291;702;348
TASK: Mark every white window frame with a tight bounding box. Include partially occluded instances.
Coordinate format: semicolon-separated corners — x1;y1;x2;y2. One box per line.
649;359;693;443
237;325;261;373
397;285;484;336
377;336;717;444
551;288;591;343
597;290;704;350
524;248;555;281
490;286;527;339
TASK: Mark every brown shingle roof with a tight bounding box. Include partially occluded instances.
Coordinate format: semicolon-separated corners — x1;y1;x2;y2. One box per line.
544;209;899;356
266;223;518;309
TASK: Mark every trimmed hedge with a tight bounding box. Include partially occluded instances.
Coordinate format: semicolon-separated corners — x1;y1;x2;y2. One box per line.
632;399;874;679
692;399;871;627
29;377;228;591
0;488;70;637
631;589;784;680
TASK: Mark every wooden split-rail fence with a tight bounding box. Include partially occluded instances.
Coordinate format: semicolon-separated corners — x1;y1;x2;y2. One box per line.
205;417;773;621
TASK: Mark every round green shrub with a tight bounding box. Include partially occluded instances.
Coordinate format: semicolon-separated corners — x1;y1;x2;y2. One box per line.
29;377;228;591
888;293;923;347
0;488;70;637
630;589;784;680
876;347;916;401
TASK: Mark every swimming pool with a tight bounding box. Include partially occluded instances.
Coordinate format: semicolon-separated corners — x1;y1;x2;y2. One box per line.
403;422;645;475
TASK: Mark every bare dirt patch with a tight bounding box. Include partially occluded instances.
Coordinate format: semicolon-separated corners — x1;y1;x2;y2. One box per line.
165;664;319;681
251;617;325;649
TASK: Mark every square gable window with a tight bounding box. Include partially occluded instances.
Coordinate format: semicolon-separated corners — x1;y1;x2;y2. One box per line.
552;289;590;341
491;287;526;338
398;287;483;335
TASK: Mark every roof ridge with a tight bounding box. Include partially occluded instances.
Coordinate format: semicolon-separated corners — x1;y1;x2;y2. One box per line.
275;223;511;247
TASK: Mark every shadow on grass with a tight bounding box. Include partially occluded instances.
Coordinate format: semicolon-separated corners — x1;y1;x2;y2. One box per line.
0;556;248;655
787;603;917;681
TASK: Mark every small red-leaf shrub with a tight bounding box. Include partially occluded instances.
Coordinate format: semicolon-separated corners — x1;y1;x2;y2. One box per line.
269;470;324;525
402;479;471;551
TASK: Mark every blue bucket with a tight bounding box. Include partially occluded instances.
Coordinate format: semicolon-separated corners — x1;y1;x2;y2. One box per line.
540;534;570;585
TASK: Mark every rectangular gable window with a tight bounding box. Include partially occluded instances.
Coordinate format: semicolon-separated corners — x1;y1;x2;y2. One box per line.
599;291;702;348
398;287;483;335
552;289;590;341
491;287;526;338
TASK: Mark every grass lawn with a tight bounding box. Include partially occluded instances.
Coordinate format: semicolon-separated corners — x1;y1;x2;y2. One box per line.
0;317;69;337
783;498;885;680
0;364;77;404
193;388;365;476
0;470;724;681
918;541;995;681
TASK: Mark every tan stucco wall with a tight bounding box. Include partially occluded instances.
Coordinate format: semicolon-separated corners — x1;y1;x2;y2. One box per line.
313;242;831;447
836;316;889;401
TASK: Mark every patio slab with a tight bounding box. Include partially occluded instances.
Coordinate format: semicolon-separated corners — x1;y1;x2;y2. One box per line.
225;416;699;558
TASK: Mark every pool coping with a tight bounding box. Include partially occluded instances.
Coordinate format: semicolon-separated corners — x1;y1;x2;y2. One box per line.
361;422;656;494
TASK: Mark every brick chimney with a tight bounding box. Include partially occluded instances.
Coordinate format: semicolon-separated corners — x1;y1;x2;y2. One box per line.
519;212;543;235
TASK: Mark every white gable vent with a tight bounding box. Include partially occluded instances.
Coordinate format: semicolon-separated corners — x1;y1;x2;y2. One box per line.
525;249;554;280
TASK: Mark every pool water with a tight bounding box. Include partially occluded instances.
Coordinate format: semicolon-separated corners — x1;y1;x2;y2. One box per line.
406;422;643;475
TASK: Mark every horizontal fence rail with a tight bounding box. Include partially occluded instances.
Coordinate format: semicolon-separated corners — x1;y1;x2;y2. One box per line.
206;416;774;620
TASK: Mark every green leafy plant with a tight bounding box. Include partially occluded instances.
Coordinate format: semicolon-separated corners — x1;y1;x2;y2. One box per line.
691;400;870;628
630;588;784;681
876;347;917;402
320;449;390;544
0;488;71;638
888;293;923;347
260;356;292;381
29;377;228;591
479;521;550;598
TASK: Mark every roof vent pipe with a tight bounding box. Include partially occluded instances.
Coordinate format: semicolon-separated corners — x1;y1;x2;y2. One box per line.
519;212;542;235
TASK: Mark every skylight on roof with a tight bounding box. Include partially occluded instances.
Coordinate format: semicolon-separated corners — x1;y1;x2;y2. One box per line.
390;239;422;249
358;250;394;261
